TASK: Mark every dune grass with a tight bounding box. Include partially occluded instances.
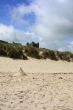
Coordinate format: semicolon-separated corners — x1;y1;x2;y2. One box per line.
0;40;73;61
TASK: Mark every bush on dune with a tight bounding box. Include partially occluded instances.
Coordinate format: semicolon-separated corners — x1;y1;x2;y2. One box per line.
40;50;58;60
55;51;73;62
0;40;73;62
8;46;21;59
39;50;50;59
0;48;7;56
0;43;27;60
48;50;58;60
25;46;41;59
8;45;27;60
0;44;7;56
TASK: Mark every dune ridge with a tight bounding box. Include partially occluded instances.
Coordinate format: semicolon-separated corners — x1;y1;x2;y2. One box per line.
0;40;73;62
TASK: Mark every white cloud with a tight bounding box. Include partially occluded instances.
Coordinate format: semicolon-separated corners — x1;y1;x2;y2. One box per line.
3;0;73;51
57;0;67;3
0;24;15;42
0;24;40;44
11;4;33;24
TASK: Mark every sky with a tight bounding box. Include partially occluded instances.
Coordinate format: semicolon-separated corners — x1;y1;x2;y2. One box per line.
0;0;73;51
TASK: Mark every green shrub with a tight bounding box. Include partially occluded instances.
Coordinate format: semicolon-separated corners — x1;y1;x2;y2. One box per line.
39;50;58;60
0;48;7;56
48;50;58;60
56;51;73;62
0;43;27;60
8;47;20;59
0;40;73;62
25;46;40;59
41;50;50;59
0;44;7;56
8;46;27;59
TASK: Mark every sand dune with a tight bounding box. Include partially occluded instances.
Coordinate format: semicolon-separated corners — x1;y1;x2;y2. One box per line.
0;57;73;110
0;57;73;73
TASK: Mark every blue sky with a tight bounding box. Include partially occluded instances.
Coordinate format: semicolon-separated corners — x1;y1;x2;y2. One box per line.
0;0;32;25
0;0;73;52
0;0;31;7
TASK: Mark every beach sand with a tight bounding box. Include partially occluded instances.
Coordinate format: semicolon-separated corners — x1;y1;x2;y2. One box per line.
0;57;73;110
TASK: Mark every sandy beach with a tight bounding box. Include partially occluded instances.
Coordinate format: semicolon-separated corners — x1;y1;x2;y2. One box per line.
0;57;73;73
0;57;73;110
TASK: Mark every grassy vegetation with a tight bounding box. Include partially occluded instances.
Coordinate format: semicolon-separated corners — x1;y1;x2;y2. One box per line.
25;45;41;59
0;40;73;61
0;41;27;60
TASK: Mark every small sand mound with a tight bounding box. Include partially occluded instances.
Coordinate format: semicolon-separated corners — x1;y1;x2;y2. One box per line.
13;67;27;77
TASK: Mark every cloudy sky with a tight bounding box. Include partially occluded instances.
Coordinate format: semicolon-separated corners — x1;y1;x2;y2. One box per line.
0;0;73;51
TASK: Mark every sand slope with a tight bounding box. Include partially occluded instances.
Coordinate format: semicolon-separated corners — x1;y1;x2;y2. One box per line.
0;57;73;110
0;57;73;73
